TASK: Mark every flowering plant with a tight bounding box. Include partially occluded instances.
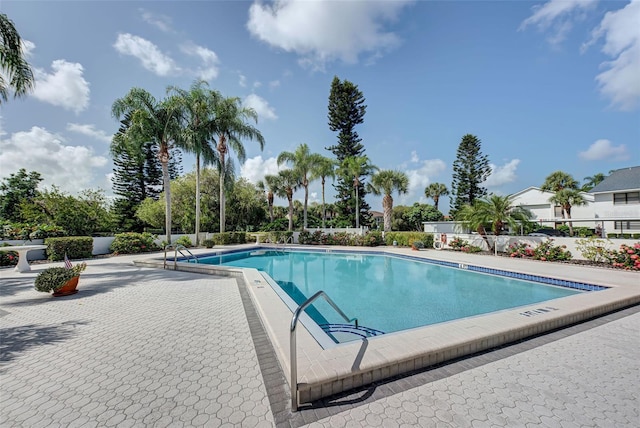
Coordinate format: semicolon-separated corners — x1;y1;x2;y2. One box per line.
607;243;640;271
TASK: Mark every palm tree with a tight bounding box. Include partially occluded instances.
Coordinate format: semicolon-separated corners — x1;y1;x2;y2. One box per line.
212;96;265;233
310;156;336;228
1;14;34;103
549;189;587;236
337;155;378;228
112;88;180;244
582;173;606;192
367;170;409;232
274;169;300;231
277;144;323;229
424;182;449;211
257;174;279;223
168;80;220;245
541;171;579;195
458;194;532;252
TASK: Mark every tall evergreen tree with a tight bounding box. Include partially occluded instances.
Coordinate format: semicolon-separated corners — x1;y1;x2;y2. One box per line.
327;76;371;226
0;168;42;222
450;134;490;218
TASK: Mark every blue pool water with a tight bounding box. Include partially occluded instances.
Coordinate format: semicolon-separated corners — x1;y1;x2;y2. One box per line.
197;250;583;335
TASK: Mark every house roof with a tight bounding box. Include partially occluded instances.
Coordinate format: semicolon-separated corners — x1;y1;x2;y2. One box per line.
589;166;640;194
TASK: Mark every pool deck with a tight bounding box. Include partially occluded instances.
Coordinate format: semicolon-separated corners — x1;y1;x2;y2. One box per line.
1;246;638;427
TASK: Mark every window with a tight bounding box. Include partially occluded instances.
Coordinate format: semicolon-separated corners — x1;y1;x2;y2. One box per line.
614;220;640;230
613;192;640;205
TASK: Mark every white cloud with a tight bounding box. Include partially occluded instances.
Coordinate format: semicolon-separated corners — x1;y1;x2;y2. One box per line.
244;94;278;121
66;123;112;144
519;0;598;45
247;0;412;68
32;60;90;114
181;43;219;80
114;33;179;76
269;80;281;89
484;159;520;187
0;126;109;194
239;73;247;87
578;139;629;161
140;9;173;32
22;40;35;58
240;155;280;184
586;0;640;110
403;155;447;204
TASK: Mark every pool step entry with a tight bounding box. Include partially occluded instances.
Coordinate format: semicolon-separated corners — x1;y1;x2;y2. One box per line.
319;323;385;339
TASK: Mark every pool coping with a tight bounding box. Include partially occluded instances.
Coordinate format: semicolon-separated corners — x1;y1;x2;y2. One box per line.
134;245;640;407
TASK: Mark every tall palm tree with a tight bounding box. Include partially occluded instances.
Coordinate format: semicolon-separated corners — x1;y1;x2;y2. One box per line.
310;156;336;228
458;194;532;252
168;80;220;245
337;155;378;228
541;171;579;195
277;143;323;229
367;170;409;232
112;88;180;244
582;173;606;192
257;174;279;223
212;96;265;233
424;182;449;211
273;169;300;231
549;189;587;236
0;14;34;103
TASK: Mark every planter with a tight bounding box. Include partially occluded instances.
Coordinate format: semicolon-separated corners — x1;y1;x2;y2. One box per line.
53;276;79;297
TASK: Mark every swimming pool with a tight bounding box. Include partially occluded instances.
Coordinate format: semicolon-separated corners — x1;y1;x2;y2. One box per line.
196;250;585;339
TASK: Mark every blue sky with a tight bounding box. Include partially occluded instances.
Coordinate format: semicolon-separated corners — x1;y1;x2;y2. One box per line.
1;0;638;214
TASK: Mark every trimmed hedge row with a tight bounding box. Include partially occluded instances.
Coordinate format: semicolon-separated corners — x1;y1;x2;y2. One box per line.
45;236;93;261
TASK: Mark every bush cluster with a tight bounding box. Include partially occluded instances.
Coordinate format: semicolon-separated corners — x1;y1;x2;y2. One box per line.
297;231;385;247
1;222;66;240
174;236;193;248
576;237;612;263
505;239;571;261
110;232;159;254
210;232;248;245
448;237;482;253
45;236;93;261
0;243;18;267
608;243;640;270
384;232;433;248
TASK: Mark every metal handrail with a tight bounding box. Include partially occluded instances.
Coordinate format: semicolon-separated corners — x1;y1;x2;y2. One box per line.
163;244;199;269
290;291;357;411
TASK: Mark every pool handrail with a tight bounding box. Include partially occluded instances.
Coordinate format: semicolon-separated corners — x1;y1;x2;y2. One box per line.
290;290;357;411
163;244;199;269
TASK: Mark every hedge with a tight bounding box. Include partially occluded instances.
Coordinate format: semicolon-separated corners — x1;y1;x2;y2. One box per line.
45;236;93;261
384;232;433;248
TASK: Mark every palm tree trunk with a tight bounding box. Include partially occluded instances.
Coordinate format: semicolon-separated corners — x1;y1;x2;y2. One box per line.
321;178;326;229
287;196;293;231
160;154;172;245
382;194;392;232
434;195;439;210
478;225;492;252
303;183;308;230
566;205;574;236
195;152;200;246
268;192;274;223
355;184;360;229
219;156;226;233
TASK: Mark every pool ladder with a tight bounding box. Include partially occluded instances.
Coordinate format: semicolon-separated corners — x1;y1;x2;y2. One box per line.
290;290;357;411
163;244;199;270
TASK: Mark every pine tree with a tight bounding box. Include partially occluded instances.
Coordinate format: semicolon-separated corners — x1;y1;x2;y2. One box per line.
450;134;490;218
327;76;371;226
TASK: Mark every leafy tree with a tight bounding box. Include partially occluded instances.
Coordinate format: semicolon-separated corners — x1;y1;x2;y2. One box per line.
458;194;532;251
327;76;371;225
273;169;300;231
541;170;585;236
277;143;323;229
451;134;490;218
310;156;336;228
337;155;378;228
112;88;182;243
424;182;449;211
225;178;268;232
405;203;444;231
136;197;166;230
0;13;34;103
0;168;42;222
367;170;409;232
582;172;606;192
257;174;280;223
168;80;221;245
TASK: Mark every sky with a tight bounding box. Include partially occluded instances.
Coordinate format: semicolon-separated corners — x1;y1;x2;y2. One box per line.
1;0;639;215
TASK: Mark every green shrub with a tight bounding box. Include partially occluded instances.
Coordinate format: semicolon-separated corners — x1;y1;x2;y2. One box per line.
210;232;249;245
174;236;193;248
110;232;159;254
607;242;640;270
384;232;430;247
574;227;594;238
576;237;612;263
633;234;640;239
1;222;66;240
607;233;619;239
34;267;76;293
203;239;215;248
45;236;93;261
447;237;482;253
0;243;18;267
532;239;572;261
506;241;534;258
